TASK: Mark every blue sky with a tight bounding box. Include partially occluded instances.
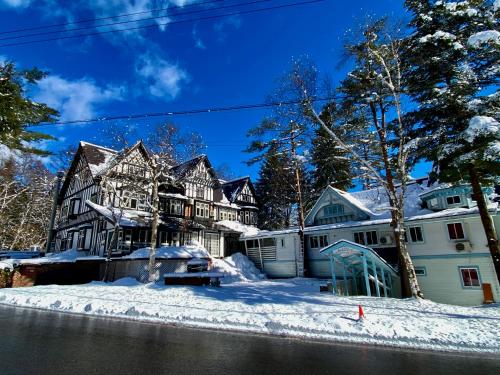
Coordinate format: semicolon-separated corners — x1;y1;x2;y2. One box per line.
1;0;429;180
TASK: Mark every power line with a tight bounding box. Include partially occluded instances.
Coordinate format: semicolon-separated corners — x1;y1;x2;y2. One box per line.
31;95;340;128
0;0;227;35
0;0;325;47
0;0;272;42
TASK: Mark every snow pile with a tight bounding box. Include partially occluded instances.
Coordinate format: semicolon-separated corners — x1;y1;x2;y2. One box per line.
465;116;499;141
0;279;499;353
216;220;260;236
124;242;210;260
0;260;17;271
212;253;265;283
468;30;500;47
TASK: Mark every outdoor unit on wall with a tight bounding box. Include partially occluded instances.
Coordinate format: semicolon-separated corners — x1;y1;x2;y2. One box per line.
379;234;393;246
455;241;472;252
187;198;194;205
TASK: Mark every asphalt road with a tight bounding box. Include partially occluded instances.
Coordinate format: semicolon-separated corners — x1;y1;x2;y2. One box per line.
0;305;498;375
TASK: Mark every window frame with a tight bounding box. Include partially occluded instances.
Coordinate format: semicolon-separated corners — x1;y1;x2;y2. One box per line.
447;222;466;241
458;266;482;289
446;195;461;205
353;232;365;245
414;266;427;276
408;225;425;244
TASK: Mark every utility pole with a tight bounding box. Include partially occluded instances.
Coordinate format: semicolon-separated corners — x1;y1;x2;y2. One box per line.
45;171;64;254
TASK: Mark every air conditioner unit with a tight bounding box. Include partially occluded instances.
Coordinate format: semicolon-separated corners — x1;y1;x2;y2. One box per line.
379;235;393;245
455;241;472;252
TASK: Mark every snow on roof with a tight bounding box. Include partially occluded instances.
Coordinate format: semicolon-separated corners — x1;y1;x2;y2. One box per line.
86;200;151;227
216;220;260;236
348;179;435;219
331;187;376;217
1;249;104;268
158;192;188;200
240;227;300;239
124;242;210;260
79;141;118;177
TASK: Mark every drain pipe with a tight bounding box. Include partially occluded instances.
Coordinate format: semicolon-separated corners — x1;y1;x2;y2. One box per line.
45;171;64;254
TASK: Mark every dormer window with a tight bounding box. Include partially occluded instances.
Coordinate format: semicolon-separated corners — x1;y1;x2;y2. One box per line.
446;195;461;205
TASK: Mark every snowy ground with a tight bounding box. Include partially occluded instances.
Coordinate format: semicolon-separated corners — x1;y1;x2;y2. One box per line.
1;275;499;353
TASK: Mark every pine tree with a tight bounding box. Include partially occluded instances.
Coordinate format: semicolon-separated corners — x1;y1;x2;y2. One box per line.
404;0;500;283
254;144;295;230
311;104;353;193
0;61;58;155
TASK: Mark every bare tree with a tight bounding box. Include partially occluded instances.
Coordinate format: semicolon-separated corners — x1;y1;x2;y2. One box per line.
295;21;422;298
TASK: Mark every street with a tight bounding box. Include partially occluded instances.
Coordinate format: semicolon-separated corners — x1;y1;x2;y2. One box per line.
0;305;498;375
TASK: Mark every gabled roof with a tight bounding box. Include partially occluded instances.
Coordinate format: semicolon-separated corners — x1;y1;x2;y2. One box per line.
79;142;117;177
99;141;151;176
304;185;374;224
170;154;207;179
221;176;254;203
169;154;220;187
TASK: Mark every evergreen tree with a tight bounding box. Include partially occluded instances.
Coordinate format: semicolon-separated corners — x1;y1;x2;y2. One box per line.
254;144;295;230
404;0;500;282
311;104;353;193
0;61;58;155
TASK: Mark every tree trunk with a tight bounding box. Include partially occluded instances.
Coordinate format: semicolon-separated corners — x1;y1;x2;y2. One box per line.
469;164;500;285
148;165;159;283
369;101;422;298
290;125;306;277
103;224;119;282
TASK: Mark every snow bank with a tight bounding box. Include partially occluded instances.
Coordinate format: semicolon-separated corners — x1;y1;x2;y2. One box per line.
0;279;498;353
124;242;210;260
216;220;260;236
212;253;265;283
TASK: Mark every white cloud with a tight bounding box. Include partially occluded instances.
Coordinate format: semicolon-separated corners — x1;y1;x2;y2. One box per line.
192;25;206;50
32;75;126;121
213;15;242;41
135;53;188;100
0;0;32;8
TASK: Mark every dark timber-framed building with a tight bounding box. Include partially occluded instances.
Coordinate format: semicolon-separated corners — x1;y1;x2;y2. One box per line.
52;141;259;258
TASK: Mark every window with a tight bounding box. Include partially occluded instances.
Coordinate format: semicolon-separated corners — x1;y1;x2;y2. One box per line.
170;200;182;215
366;231;378;245
244;211;250;224
260;238;276;247
414;267;427;276
354;232;365;245
138;230;150;244
196;187;205;199
446;195;461;205
195;202;209;218
246;239;259;249
447;222;465;240
77;229;86;250
69;198;80;215
324;204;344;217
310;235;328;249
408;226;424;243
90;193;98;203
459;267;481;288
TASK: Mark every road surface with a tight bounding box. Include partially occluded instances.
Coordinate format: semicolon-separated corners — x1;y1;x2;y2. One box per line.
0;305;498;375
